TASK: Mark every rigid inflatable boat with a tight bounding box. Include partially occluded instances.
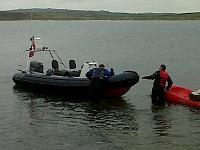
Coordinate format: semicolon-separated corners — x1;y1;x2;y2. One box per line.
165;86;200;108
13;70;139;97
13;36;139;97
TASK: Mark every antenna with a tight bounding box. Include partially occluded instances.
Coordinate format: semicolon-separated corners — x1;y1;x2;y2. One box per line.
29;8;33;36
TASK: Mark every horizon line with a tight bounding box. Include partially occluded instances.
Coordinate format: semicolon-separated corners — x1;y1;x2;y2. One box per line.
1;8;200;14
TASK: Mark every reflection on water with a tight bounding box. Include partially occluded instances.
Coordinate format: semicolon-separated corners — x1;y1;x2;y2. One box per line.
29;99;40;120
14;86;139;129
85;99;139;133
151;106;172;137
13;87;140;148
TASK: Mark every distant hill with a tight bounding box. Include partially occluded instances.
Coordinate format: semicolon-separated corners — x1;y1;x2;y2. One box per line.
0;8;200;21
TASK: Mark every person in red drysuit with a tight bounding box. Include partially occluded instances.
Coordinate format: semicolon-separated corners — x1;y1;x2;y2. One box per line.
142;64;173;106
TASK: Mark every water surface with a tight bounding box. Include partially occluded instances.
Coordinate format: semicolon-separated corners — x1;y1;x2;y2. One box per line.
1;20;200;150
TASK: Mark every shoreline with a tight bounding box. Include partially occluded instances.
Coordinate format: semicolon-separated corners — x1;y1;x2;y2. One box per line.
0;9;200;21
0;19;200;21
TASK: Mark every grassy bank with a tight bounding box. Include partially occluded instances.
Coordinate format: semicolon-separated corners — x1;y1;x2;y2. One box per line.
0;8;200;21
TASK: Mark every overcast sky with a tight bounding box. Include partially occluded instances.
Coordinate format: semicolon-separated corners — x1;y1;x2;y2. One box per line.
1;0;200;13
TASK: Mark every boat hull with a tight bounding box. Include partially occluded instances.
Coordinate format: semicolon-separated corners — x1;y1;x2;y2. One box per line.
13;71;139;97
165;86;200;108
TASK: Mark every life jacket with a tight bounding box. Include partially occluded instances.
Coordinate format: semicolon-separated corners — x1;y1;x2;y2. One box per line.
91;68;105;80
159;71;169;87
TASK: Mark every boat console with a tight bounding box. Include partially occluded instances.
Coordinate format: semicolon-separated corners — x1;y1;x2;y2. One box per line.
30;61;44;73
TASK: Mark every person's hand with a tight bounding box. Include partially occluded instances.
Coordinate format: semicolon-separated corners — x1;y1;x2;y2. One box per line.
110;68;114;76
166;87;169;91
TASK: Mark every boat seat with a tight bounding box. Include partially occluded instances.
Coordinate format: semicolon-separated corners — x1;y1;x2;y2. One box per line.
46;60;80;77
69;60;76;70
46;69;70;76
53;70;70;76
68;60;81;77
69;70;81;77
52;60;59;70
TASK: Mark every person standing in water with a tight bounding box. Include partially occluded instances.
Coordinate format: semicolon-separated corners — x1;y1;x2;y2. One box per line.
142;64;173;106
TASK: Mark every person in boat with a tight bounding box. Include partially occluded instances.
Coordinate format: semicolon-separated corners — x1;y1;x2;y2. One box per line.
142;64;173;106
86;64;114;98
86;64;114;80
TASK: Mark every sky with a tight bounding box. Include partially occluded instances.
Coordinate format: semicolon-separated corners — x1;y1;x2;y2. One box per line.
1;0;200;13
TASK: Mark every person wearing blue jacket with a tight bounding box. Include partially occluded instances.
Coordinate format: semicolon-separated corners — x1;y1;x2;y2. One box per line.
86;64;113;80
86;64;114;98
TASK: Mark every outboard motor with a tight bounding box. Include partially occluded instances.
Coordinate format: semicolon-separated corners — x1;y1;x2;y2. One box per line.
30;61;43;73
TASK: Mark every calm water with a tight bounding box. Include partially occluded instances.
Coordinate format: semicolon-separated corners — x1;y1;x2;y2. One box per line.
1;20;200;150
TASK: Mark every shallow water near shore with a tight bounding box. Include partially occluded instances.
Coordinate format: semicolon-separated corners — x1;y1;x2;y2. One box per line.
1;20;200;149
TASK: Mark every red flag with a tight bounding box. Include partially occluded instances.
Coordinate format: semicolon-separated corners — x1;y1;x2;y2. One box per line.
32;40;36;51
29;36;36;57
29;50;34;57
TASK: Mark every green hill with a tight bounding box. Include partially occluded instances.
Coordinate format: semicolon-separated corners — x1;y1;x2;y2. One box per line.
0;8;200;21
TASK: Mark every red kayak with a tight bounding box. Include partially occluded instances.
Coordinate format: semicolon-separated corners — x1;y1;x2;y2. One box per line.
165;85;200;108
